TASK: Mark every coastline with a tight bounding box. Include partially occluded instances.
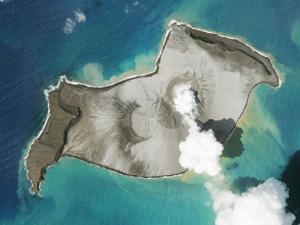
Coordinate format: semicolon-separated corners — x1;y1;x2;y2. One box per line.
23;82;61;195
24;20;281;194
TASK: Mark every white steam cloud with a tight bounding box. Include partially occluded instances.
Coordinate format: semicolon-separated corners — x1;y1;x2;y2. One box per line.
172;83;295;225
63;10;86;35
173;83;223;176
206;178;295;225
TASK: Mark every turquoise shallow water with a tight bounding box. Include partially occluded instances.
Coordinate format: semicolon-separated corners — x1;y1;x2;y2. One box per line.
1;157;215;225
0;0;300;224
15;158;214;225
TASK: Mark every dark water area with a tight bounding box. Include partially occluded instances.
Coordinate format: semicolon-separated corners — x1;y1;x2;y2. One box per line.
0;0;180;218
201;118;235;143
201;118;245;158
223;127;244;158
231;176;261;193
0;38;46;217
281;150;300;224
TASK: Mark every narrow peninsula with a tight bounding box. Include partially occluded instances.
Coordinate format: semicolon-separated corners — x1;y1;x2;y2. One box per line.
25;22;279;193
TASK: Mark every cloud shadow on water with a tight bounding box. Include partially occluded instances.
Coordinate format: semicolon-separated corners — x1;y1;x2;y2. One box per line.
231;176;262;194
200;118;245;158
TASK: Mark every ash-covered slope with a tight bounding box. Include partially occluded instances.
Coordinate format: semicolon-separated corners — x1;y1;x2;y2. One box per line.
25;22;279;193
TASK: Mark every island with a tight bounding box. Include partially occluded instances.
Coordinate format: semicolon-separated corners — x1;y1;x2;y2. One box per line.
25;21;279;193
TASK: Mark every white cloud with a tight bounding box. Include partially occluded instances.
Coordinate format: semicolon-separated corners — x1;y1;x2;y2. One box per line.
63;17;77;35
173;84;295;224
63;10;86;35
173;83;223;176
178;129;223;176
74;10;86;23
206;178;295;225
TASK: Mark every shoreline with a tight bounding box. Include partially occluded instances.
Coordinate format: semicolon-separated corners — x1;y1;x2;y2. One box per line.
24;20;281;194
57;20;281;90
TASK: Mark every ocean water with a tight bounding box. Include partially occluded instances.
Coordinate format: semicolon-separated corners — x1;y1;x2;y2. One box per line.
0;0;300;224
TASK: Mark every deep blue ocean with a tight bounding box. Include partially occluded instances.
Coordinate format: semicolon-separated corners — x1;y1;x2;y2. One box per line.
0;0;300;224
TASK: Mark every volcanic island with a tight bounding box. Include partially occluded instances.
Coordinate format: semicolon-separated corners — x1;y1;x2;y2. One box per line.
25;22;279;193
